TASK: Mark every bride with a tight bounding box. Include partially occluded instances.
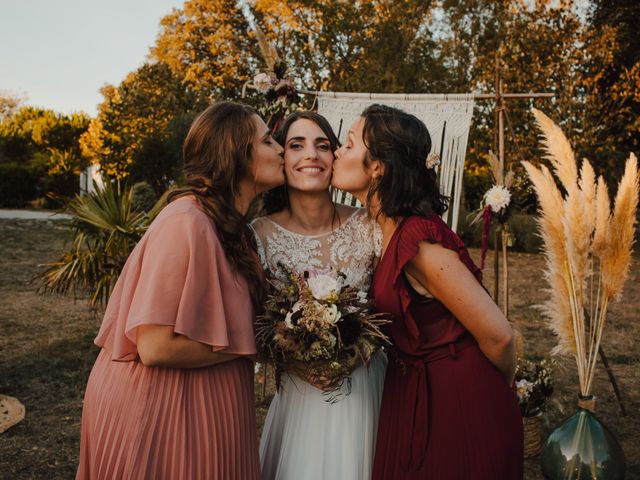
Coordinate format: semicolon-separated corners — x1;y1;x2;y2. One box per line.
250;111;387;480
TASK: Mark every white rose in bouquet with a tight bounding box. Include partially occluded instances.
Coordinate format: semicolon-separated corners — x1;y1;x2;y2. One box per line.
307;273;342;301
319;303;341;325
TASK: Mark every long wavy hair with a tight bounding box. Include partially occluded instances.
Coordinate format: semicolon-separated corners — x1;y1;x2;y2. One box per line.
261;111;340;215
167;101;264;304
361;104;448;218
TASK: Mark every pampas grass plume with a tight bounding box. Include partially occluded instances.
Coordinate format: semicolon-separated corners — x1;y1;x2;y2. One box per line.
601;153;638;300
532;108;578;191
525;110;639;395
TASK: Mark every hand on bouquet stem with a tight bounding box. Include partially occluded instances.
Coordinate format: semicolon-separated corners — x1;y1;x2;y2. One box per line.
288;361;344;392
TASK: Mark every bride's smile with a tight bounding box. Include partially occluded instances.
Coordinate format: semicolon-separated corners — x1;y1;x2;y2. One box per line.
296;165;325;174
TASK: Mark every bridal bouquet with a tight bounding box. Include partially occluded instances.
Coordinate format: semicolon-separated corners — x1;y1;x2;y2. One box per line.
255;267;390;399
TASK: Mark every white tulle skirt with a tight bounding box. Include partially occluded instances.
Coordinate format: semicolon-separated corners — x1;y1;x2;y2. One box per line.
259;351;387;480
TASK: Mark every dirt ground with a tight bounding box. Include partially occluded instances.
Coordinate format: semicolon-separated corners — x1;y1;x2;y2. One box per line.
1;219;638;479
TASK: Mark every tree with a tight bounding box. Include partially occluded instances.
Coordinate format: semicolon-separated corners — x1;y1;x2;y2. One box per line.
0;106;90;204
128;111;199;195
253;0;447;93
152;0;256;99
80;62;204;183
587;0;640;176
437;0;636;192
0;91;25;121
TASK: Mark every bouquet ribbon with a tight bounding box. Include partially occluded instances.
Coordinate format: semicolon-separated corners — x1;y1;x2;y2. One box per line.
392;335;477;472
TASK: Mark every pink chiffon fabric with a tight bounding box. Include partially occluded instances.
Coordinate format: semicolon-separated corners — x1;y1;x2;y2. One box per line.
76;196;260;479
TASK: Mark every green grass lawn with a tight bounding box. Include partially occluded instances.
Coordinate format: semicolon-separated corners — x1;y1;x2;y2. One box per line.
1;219;638;479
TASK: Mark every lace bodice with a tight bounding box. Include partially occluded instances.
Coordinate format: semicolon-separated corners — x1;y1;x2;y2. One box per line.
250;208;382;292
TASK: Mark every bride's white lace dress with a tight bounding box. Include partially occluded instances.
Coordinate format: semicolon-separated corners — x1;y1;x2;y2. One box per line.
250;208;387;480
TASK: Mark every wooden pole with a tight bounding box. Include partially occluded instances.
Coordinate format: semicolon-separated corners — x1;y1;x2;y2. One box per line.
502;227;509;314
297;89;555;100
493;228;500;303
492;56;501;301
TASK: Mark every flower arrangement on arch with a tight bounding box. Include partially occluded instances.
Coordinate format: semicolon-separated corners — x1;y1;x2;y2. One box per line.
255;266;391;402
471;151;516;270
242;25;299;131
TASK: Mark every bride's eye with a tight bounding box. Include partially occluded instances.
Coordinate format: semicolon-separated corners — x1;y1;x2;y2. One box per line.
289;143;303;150
317;143;330;151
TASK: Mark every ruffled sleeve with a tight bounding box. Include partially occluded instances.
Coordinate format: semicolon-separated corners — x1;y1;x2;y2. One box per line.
391;215;482;339
95;198;256;361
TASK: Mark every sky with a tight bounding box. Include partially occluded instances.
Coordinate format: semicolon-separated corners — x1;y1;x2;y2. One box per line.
1;0;185;117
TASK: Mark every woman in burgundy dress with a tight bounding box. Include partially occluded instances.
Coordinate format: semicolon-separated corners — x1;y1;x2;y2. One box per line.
331;104;523;479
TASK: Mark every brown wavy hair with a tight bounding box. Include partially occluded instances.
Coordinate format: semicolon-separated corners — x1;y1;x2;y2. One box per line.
167;101;265;304
361;104;448;218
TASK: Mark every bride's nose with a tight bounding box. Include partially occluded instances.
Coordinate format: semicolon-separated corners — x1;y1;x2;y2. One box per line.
303;146;319;161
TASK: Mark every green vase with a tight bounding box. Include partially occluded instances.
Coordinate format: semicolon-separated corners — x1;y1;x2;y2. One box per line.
541;397;625;479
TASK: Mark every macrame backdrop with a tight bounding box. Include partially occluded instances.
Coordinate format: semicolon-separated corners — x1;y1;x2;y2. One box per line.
317;92;475;232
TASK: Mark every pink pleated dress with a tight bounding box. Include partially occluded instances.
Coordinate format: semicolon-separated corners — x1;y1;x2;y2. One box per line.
76;196;260;480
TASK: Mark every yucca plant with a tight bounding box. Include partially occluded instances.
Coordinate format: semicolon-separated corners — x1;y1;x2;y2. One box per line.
37;180;165;308
522;108;638;398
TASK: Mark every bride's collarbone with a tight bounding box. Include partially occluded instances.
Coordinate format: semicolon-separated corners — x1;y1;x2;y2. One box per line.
268;205;359;236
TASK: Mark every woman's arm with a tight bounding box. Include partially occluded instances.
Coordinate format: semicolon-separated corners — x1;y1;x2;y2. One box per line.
404;242;516;384
136;325;243;368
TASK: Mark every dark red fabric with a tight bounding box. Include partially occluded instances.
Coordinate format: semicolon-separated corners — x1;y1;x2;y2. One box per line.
371;215;523;480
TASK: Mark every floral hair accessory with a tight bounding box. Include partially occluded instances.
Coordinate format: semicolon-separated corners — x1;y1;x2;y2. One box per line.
425;152;441;170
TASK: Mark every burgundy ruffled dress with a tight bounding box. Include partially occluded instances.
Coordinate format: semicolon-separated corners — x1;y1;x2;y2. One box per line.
371;215;523;480
76;197;260;480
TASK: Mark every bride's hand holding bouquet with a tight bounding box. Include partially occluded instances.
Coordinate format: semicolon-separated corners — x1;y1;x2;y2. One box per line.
256;266;390;399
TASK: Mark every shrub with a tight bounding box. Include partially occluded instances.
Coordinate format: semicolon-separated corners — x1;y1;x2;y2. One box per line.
0;162;38;207
456;208;542;254
463;170;493;212
131;181;158;213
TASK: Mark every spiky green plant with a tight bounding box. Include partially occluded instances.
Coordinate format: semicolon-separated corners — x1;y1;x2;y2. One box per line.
37;180;165;307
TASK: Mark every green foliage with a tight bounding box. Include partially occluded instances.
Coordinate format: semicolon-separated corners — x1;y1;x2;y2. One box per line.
0;163;39;207
253;0;449;93
37;181;153;307
442;0;638;186
79;62;204;182
131;181;158;213
463;169;493;212
152;0;255;98
128;111;197;195
0;106;90;203
458;209;542;254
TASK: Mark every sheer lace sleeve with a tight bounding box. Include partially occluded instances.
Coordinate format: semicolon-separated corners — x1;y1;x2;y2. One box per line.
248;218;267;267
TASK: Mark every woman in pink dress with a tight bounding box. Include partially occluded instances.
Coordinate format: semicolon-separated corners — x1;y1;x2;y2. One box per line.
76;101;285;479
331;104;523;479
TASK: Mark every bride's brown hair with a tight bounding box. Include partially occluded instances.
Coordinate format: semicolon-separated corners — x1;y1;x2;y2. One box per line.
168;101;264;304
